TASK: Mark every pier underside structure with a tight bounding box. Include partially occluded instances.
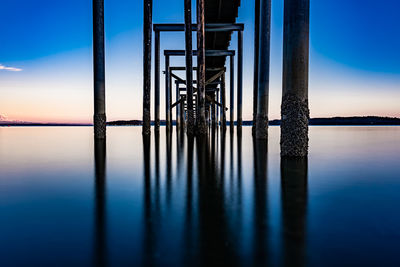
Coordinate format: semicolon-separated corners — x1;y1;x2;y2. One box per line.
92;0;310;157
153;19;243;134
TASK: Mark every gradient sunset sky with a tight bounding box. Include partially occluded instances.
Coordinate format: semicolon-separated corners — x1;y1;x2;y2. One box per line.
0;0;399;123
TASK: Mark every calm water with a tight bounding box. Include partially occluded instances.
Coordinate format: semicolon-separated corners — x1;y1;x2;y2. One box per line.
0;126;399;266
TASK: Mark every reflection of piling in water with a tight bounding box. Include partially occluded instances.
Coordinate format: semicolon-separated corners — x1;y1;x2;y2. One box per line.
252;138;269;265
281;157;308;267
154;131;161;210
142;135;156;266
196;133;237;266
166;129;172;205
94;138;107;266
176;127;185;176
220;128;226;182
237;128;242;197
183;136;196;263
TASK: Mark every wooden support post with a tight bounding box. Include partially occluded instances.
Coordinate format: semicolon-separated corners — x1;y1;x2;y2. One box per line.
184;0;195;135
165;55;171;129
237;30;243;128
93;0;106;139
253;0;261;135
196;0;207;134
230;55;235;130
281;0;310;157
221;72;227;128
256;0;271;139
154;30;160;130
142;0;152;135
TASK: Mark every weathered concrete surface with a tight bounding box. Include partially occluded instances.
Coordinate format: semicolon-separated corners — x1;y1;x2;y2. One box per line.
256;0;271;140
93;0;106;139
94;114;106;139
281;94;309;156
142;0;152;135
281;0;310;157
256;114;269;139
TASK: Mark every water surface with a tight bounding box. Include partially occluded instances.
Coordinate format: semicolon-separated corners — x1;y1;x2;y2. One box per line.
0;126;399;266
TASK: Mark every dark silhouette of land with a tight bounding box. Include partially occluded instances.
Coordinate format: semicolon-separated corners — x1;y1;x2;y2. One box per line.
270;116;400;126
1;116;399;127
0;123;91;127
108;116;400;126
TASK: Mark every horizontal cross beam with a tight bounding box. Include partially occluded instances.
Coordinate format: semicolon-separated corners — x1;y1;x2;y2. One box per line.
164;50;235;57
154;23;244;32
170;67;225;71
175;80;222;85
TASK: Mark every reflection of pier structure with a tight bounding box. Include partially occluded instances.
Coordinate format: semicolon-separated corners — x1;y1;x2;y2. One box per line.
92;0;310;156
90;127;309;264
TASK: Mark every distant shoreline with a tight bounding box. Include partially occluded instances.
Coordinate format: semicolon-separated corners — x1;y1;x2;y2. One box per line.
1;116;400;127
107;116;400;126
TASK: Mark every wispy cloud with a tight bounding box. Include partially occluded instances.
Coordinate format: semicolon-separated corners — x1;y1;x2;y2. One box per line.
0;64;22;72
0;114;8;121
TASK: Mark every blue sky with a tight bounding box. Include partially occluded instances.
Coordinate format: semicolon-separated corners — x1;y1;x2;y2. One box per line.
0;0;399;123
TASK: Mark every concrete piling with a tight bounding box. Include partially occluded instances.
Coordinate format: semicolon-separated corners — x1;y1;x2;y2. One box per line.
229;55;235;131
281;0;310;157
165;55;171;129
221;72;227;128
142;0;152;135
154;30;160;130
253;0;260;136
256;0;271;139
176;81;181;128
93;0;106;139
196;0;207;135
237;30;243;128
184;0;195;135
